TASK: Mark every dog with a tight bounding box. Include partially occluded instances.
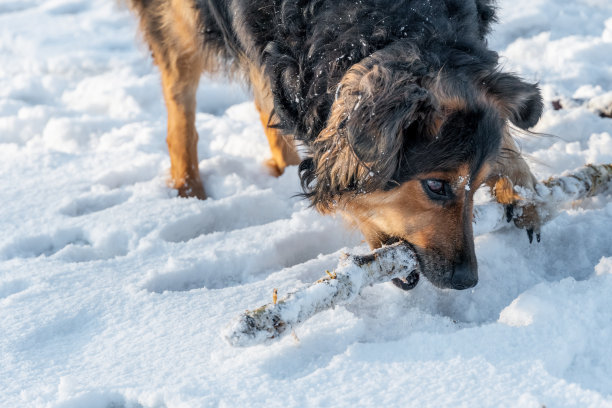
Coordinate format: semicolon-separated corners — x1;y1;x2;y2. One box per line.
126;0;543;290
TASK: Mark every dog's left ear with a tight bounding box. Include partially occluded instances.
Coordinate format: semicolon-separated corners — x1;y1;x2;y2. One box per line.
314;59;436;188
483;72;543;129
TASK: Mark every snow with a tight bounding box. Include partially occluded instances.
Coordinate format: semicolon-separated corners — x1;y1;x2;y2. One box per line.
0;0;611;407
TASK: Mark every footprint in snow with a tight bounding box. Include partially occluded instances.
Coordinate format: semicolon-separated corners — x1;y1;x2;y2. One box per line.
0;228;91;260
0;279;29;301
0;227;129;262
145;216;355;293
59;190;131;217
94;162;160;190
17;308;98;363
159;189;290;243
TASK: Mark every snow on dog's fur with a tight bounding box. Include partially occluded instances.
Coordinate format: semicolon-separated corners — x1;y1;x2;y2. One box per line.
127;0;543;290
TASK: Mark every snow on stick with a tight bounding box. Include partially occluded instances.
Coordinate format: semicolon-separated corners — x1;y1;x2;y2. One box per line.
474;163;612;235
225;163;612;347
224;242;418;347
535;163;612;211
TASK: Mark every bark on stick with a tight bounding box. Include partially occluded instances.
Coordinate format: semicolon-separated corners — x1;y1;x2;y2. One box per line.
224;242;417;347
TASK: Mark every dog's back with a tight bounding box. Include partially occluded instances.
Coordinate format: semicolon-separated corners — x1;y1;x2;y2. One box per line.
126;0;503;194
127;0;498;88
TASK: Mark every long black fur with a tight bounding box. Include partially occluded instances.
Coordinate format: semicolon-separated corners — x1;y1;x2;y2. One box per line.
130;0;542;208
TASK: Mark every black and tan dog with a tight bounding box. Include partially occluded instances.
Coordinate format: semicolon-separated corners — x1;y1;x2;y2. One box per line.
127;0;543;290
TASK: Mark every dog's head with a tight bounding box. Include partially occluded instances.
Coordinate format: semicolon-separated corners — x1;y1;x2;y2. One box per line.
303;43;543;290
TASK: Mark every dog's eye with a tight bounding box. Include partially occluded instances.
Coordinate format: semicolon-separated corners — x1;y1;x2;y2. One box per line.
422;179;450;199
426;179;445;195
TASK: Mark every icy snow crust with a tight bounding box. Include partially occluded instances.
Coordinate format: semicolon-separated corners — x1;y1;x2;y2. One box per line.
1;0;612;407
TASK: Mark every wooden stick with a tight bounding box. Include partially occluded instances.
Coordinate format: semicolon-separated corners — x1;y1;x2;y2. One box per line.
474;163;612;235
224;242;417;347
537;163;612;211
224;163;612;347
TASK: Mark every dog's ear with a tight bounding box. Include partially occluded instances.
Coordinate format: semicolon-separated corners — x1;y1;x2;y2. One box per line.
483;72;543;129
314;60;436;193
343;64;434;163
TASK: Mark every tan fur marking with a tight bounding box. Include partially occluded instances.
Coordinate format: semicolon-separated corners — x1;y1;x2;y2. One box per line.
430;74;469;135
339;164;490;257
486;130;537;205
250;65;300;176
343;178;463;258
257;108;301;176
136;0;208;198
484;131;542;230
492;176;522;205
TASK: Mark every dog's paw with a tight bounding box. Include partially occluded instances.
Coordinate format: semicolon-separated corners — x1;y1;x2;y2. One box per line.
264;158;285;177
176;179;207;200
506;203;541;243
493;176;542;244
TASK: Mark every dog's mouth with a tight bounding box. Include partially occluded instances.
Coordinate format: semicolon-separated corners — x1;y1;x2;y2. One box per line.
383;237;421;291
392;270;420;291
385;238;478;291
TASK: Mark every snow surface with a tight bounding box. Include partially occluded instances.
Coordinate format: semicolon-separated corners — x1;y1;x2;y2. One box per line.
1;0;611;407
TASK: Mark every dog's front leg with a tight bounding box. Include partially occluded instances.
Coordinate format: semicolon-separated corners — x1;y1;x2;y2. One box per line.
486;132;541;242
250;67;301;177
159;53;206;199
255;105;301;177
128;0;207;198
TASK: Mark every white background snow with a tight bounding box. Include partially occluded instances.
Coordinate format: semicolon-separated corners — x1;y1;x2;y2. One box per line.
1;0;612;406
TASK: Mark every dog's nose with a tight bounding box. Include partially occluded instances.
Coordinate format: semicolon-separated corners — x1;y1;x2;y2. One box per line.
450;258;478;290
